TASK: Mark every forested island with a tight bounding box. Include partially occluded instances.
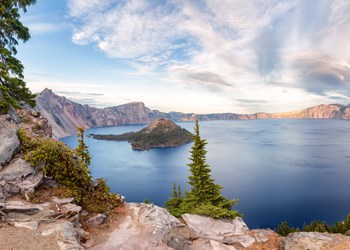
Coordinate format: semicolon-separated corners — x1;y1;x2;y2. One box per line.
90;119;193;150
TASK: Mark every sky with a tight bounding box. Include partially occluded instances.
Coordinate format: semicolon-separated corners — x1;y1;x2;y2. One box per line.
17;0;350;114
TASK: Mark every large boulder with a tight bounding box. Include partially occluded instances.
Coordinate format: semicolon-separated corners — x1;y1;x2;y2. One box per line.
91;203;179;250
42;221;83;250
0;158;44;197
280;232;350;250
181;214;255;249
0;115;20;168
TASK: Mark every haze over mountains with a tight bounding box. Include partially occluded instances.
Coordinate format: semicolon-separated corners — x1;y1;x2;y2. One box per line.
36;89;350;138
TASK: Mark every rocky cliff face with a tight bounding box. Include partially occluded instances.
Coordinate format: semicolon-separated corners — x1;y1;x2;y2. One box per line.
35;89;168;138
36;89;350;138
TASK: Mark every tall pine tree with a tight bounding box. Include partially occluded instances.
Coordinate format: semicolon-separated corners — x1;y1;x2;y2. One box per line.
165;116;241;219
0;0;37;113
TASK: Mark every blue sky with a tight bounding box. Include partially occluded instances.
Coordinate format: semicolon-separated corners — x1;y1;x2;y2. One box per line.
17;0;350;113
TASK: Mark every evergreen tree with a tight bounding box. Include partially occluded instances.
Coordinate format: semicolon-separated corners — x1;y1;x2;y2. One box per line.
75;127;91;176
165;182;183;217
0;0;37;113
165;117;241;219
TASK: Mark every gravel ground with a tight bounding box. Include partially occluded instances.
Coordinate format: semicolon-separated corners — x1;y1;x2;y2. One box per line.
0;223;59;250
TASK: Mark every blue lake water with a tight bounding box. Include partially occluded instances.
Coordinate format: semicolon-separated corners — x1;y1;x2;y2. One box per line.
61;119;350;229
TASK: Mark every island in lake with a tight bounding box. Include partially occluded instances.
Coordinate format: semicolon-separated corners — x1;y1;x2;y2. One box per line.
90;119;194;150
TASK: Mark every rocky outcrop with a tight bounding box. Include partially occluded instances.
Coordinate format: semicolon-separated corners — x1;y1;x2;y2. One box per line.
280;232;350;250
0;115;19;169
90;203;282;250
36;89;350;138
0;157;44;200
17;109;53;138
92;203;180;249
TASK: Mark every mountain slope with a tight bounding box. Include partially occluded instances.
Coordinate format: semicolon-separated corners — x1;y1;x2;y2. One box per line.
36;89;350;138
90;118;194;150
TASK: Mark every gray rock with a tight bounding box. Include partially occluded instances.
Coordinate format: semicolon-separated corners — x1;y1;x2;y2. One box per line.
52;196;74;205
192;238;238;250
280;232;350;250
181;214;255;248
87;213;107;226
3;200;43;215
1;158;35;182
91;203;177;250
251;229;278;243
61;203;81;221
43;222;83;250
0;187;5;204
0;115;20;166
0;158;44;196
8;106;20;124
166;223;198;250
13;220;39;230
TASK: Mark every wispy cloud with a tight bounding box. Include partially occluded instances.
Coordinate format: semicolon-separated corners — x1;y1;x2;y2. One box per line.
66;0;350;111
27;22;63;34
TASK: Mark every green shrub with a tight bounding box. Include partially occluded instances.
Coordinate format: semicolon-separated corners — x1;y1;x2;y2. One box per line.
276;221;300;236
19;128;119;213
276;214;350;236
302;220;330;233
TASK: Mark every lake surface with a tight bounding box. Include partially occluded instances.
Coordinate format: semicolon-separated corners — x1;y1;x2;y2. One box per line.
61;119;350;229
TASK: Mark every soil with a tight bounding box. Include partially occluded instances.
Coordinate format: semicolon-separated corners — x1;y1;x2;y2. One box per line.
0;223;59;250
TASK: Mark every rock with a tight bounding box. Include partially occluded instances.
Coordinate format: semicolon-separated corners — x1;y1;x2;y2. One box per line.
181;214;255;248
91;203;178;250
0;187;6;204
3;200;43;215
346;230;350;237
76;227;90;239
31;111;39;117
42;176;58;188
61;203;81;221
251;229;274;242
0;158;44;196
8;106;20;124
83;239;94;248
52;196;74;205
117;194;125;204
280;232;350;250
13;221;39;230
192;238;238;250
87;214;107;226
166;223;198;250
24;187;34;201
43;222;83;250
0;115;20;167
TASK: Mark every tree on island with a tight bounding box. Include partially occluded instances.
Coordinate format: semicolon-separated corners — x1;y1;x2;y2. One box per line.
166;117;241;219
0;0;37;113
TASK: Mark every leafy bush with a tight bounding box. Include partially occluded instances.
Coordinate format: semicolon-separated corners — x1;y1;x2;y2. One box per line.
19;128;119;213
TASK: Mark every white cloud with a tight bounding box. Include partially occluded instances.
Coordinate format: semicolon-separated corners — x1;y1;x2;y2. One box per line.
66;0;350;112
27;22;62;34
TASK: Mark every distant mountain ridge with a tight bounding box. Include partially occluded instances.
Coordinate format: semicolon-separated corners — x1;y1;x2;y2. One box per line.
35;88;350;138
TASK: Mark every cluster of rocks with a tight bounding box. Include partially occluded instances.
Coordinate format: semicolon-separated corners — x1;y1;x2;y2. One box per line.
91;203;350;250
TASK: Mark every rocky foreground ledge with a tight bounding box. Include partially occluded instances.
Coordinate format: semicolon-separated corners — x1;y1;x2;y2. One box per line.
1;112;350;249
1;199;350;250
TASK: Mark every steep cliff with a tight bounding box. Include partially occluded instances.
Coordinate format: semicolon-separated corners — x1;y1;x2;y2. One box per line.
36;89;350;138
36;89;168;138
